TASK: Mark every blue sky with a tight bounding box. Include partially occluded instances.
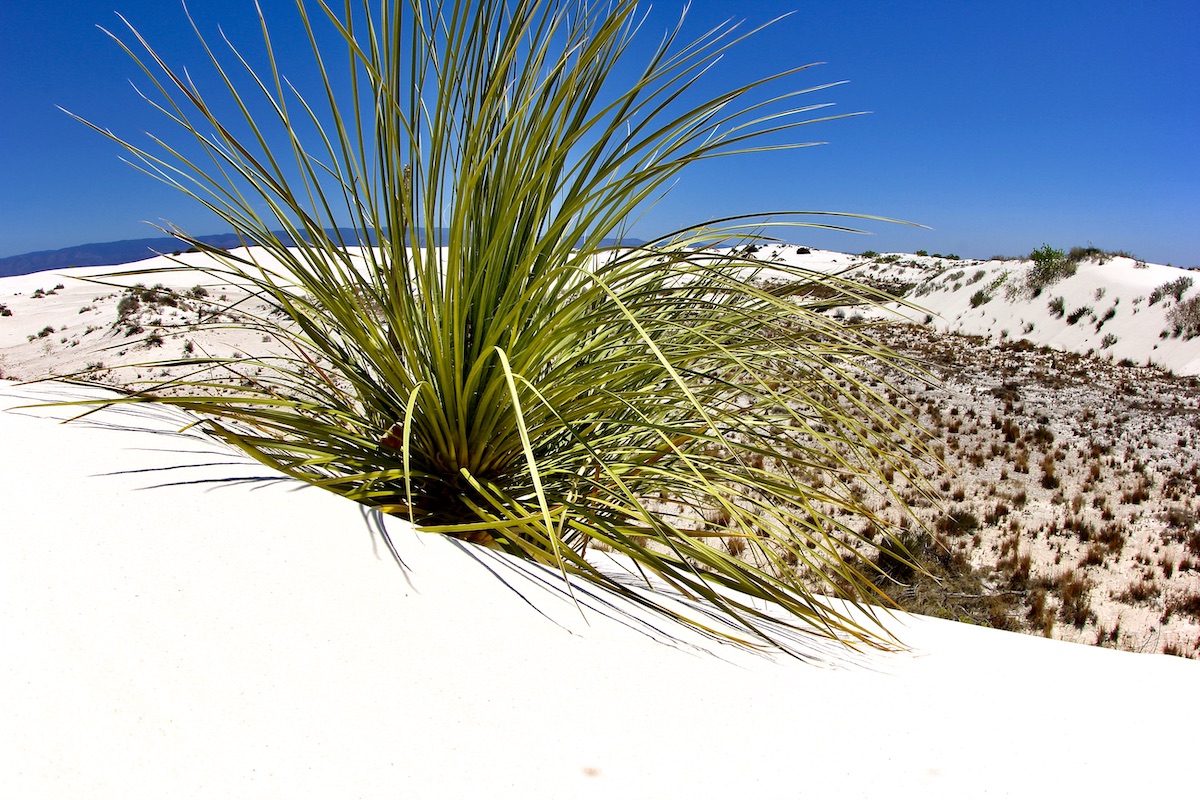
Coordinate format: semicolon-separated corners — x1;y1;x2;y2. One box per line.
2;0;1197;264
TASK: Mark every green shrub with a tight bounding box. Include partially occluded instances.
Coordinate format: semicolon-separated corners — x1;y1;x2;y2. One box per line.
1047;296;1065;318
969;289;991;308
70;0;934;653
1027;244;1076;295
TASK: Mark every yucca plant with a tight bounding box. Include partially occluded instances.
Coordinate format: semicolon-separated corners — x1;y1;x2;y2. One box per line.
68;0;936;654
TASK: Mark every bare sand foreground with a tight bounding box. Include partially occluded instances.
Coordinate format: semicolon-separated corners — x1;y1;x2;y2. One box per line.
2;378;1198;798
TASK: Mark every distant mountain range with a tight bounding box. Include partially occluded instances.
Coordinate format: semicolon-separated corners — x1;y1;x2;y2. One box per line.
0;234;249;278
0;229;646;278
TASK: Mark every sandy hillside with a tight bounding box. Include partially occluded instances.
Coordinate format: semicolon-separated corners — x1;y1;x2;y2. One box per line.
3;379;1198;798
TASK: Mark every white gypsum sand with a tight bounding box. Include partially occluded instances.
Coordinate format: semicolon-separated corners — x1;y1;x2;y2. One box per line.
3;247;1200;658
2;378;1198;798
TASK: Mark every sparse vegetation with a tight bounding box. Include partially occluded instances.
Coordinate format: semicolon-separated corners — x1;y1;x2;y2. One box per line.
1028;244;1076;295
1166;296;1200;339
1150;276;1193;306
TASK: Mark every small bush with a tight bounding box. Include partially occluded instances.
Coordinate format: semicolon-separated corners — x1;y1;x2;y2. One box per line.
1066;245;1106;264
1048;296;1065;318
0;303;10;317
1149;276;1193;306
1065;305;1092;325
1040;453;1059;490
935;509;980;536
1057;570;1093;628
1166;295;1200;339
969;289;991;308
117;293;141;318
1118;577;1161;604
1162;590;1200;623
1027;244;1076;295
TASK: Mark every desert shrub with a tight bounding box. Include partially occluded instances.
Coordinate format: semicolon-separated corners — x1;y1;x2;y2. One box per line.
1065;245;1117;265
1101;333;1118;349
1166;295;1200;339
1026;244;1076;295
935;509;980;536
36;325;55;338
1149;276;1194;306
1040;453;1059;489
1047;296;1065;318
969;289;991;308
0;303;10;317
69;0;935;653
1057;570;1093;628
1065;305;1093;325
116;292;141;318
1118;577;1161;604
860;250;880;259
1162;590;1200;623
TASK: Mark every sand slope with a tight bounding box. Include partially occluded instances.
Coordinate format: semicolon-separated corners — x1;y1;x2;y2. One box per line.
2;380;1197;798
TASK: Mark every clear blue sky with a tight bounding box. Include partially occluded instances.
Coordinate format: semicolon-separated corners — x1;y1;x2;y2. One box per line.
2;0;1197;264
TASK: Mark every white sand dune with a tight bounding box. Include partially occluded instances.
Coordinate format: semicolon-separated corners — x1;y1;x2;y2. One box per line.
3;246;1200;383
3;379;1197;798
